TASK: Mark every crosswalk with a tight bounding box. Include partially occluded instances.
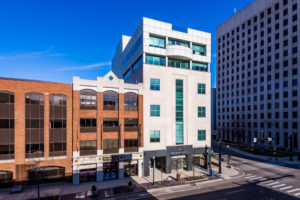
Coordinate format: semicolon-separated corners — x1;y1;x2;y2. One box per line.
244;174;300;198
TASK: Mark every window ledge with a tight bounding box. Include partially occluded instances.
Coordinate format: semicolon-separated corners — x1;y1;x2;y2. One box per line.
0;159;15;164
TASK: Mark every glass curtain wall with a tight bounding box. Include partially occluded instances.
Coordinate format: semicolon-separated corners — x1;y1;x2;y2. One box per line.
176;80;184;144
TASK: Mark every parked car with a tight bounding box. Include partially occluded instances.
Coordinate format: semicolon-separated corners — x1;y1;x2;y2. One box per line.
10;186;25;194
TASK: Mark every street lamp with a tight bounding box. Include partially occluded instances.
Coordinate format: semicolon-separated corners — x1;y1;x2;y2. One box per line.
218;139;222;174
152;156;155;185
227;145;231;168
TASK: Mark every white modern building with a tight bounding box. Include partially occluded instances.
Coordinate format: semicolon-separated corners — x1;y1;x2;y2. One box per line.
217;0;300;151
112;17;211;176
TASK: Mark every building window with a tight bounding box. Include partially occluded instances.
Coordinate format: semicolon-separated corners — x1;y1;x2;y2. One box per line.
150;130;160;143
124;118;138;132
198;83;206;94
80;118;97;133
103;118;118;132
80;89;97;110
25;93;44;158
0;91;14;160
103;90;118;110
150;105;160;117
198;107;206;118
192;44;206;56
124;92;138;111
192;62;208;72
124;139;138;152
149;35;165;48
123;68;132;80
198;130;206;141
145;54;165;66
103;139;119;154
80;140;97;156
168;39;189;47
49;95;66;157
168;58;189;69
176;79;183;145
150;79;160;91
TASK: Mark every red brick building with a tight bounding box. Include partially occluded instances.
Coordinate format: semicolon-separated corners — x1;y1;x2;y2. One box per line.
0;71;144;186
0;77;73;186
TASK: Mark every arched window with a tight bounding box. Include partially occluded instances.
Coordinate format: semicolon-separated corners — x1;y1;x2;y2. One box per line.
49;95;67;156
103;91;118;110
25;93;44;158
124;92;138;111
80;89;97;110
0;91;14;160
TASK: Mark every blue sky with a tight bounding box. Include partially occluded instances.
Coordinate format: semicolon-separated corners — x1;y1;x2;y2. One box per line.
0;0;253;87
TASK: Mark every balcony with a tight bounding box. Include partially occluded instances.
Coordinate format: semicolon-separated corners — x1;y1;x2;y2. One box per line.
166;45;193;60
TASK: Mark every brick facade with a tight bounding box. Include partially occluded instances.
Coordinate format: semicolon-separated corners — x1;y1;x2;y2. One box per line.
0;78;73;183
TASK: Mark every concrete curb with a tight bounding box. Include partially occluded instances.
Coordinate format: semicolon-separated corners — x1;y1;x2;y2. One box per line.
146;178;223;193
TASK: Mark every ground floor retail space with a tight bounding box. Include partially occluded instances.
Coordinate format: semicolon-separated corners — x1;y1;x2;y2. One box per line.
143;145;211;176
73;153;143;185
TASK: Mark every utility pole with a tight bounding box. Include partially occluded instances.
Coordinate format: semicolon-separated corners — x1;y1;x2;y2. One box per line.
227;145;231;168
218;140;222;174
289;135;293;161
152;156;155;185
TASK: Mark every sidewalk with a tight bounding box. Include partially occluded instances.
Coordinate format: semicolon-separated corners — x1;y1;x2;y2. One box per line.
0;165;240;200
229;145;300;166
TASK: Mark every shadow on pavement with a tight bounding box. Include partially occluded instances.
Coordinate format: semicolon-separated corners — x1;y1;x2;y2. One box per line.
170;180;299;200
60;177;155;200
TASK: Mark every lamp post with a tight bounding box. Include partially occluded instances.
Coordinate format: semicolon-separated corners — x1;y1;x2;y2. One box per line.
227;145;231;168
218;140;222;174
152;156;155;185
289;135;293;161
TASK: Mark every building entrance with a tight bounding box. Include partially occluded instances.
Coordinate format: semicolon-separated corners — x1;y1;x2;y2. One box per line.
124;160;138;177
103;162;118;180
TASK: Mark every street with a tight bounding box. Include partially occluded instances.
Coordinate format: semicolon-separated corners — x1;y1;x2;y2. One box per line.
106;149;300;200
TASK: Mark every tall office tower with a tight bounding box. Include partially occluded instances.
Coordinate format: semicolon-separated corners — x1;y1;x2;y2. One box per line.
217;0;300;151
112;17;211;176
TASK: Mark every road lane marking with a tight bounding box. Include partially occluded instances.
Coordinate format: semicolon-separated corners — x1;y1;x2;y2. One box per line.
246;174;253;176
266;182;279;186
226;189;244;195
261;180;273;184
294;192;300;196
272;184;286;188
287;188;300;193
279;186;293;190
249;176;262;181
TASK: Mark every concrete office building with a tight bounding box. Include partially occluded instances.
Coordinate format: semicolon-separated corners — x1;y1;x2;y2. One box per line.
211;88;217;140
72;72;144;185
217;0;300;151
112;17;211;176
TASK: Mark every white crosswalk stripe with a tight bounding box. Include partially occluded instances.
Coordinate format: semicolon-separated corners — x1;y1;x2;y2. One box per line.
279;186;293;191
266;182;279;186
272;184;286;188
287;188;300;193
249;176;262;181
261;180;274;184
294;192;300;196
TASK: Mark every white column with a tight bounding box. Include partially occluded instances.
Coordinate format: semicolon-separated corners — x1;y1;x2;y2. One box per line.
138;159;143;177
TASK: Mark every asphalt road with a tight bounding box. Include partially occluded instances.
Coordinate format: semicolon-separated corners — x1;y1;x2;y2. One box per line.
105;145;300;200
